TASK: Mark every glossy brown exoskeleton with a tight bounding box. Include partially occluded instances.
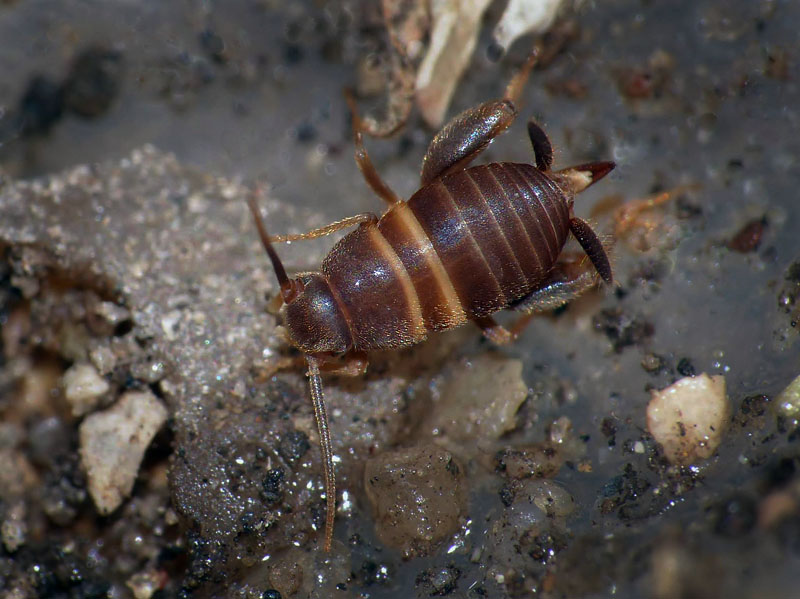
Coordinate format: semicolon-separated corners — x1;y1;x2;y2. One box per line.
248;50;614;551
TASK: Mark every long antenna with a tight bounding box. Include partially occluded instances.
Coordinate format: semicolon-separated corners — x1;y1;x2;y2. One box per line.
306;355;336;552
246;192;296;303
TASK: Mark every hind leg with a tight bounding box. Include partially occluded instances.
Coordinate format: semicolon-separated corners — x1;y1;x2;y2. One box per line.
512;250;610;316
480;251;613;343
420;49;539;186
475;242;610;346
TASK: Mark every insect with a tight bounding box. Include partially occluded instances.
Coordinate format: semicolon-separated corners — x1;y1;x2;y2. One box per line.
248;49;614;551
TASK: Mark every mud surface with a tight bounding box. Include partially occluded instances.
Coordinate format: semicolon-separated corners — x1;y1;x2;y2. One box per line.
0;1;798;598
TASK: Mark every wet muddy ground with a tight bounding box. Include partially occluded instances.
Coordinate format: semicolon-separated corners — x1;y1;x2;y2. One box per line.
0;1;798;598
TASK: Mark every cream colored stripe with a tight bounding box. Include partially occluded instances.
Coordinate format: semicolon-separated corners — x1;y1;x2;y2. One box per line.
366;224;428;341
393;203;467;326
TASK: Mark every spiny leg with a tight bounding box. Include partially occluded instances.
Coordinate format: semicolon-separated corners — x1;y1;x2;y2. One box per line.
478;248;607;345
503;46;540;105
315;350;369;377
419;48;540;186
613;183;701;238
507;248;614;343
254;355;306;382
344;89;402;206
511;254;605;314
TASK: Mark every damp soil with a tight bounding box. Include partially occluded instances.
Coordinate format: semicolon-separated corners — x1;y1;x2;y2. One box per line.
0;1;798;598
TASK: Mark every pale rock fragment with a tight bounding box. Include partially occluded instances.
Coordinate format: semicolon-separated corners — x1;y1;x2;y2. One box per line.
364;443;466;558
62;362;110;416
646;373;729;465
415;0;494;127
79;390;168;514
776;373;800;418
1;501;27;552
492;0;567;53
126;570;161;599
429;354;528;455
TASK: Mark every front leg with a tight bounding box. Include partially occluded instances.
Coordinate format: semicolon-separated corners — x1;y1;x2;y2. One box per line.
314;350;369;377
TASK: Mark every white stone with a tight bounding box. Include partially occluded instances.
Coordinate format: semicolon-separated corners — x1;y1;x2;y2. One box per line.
62;363;110;416
430;355;528;453
646;374;729;465
79;391;167;514
777;373;800;417
415;0;494;127
492;0;565;52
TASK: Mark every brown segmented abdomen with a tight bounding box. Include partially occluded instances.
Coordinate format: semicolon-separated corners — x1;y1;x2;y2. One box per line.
405;162;571;319
322;162;571;350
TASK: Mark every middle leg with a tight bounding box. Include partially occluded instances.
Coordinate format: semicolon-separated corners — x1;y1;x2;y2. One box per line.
345;90;402;206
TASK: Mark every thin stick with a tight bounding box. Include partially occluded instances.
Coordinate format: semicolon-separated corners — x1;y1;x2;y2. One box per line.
306;356;336;552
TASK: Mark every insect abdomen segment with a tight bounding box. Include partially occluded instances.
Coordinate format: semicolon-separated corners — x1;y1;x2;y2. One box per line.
322;162;572;349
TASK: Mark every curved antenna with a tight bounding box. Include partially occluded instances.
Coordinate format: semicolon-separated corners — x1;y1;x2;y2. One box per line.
306;355;336;552
246;193;297;303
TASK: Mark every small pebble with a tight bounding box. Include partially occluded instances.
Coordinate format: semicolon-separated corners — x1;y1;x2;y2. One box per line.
364;444;466;558
430;355;528;451
503;479;577;518
62;362;109;416
1;501;27;552
641;352;666;374
126;570;161;599
89;345;117;375
776;373;800;418
496;444;562;479
79;390;167;514
646;373;729;465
